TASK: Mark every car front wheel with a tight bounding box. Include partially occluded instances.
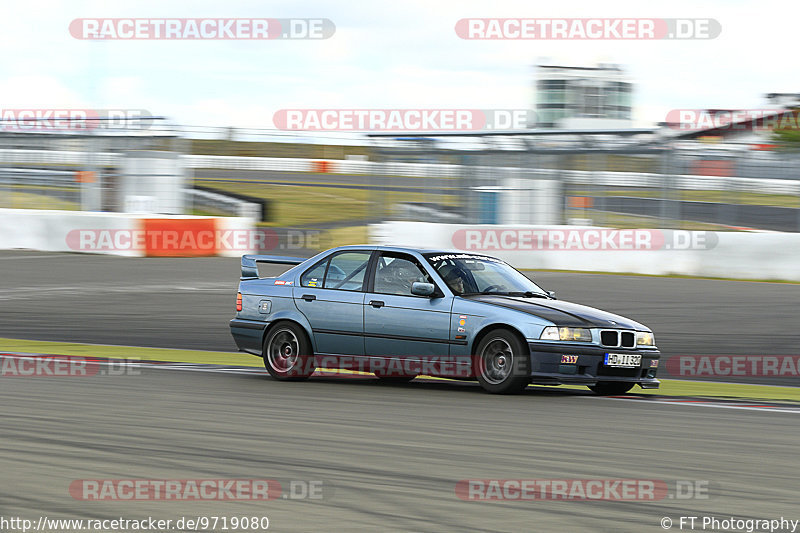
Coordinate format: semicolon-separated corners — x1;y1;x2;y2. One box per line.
474;329;530;394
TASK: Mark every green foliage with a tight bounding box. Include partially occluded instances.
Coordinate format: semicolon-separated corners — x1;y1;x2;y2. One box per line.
772;108;800;150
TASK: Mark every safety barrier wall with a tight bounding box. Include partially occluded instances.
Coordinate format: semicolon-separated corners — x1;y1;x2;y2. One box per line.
0;208;255;257
369;221;800;282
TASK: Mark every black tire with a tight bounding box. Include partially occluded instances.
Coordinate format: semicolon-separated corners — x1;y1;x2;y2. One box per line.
589;382;635;395
474;329;530;394
374;374;417;383
262;322;315;381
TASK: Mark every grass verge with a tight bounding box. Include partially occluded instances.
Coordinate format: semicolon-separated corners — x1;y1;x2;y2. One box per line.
195;178;457;227
634;380;800;402
320;225;369;248
0;337;260;367
1;190;79;211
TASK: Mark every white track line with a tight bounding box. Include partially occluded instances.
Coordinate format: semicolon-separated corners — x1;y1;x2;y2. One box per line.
0;254;71;260
599;396;800;414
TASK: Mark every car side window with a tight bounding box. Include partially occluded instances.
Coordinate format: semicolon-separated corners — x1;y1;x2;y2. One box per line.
374;254;432;296
323;251;371;291
300;259;328;288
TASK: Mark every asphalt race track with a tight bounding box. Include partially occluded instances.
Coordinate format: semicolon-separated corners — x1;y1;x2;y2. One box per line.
2;366;799;532
2;251;800;532
1;250;799;384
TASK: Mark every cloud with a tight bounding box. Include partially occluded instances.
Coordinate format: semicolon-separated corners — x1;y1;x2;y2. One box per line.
0;0;794;129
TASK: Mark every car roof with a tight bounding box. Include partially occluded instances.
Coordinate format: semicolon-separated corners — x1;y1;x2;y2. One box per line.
328;244;494;256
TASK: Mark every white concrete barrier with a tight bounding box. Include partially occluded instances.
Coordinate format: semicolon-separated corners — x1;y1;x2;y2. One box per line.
370;220;800;281
0;208;255;257
0;209;140;256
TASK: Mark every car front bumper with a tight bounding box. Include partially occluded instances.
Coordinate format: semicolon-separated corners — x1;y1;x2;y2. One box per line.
527;341;661;389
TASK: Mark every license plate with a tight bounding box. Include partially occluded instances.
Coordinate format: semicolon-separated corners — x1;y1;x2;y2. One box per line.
604;353;642;368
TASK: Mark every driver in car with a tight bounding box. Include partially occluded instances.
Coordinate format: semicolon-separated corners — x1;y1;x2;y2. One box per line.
441;266;470;295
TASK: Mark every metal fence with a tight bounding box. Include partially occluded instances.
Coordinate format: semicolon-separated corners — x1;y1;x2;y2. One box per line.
368;141;800;232
2;126;800;234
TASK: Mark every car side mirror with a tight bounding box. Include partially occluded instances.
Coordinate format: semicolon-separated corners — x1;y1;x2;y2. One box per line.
547;291;557;299
411;282;435;297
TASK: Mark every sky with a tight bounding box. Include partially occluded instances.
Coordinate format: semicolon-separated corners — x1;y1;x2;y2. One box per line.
0;0;796;132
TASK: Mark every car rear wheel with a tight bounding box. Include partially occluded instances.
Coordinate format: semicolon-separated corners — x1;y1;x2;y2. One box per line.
588;382;635;395
474;329;530;394
263;322;315;381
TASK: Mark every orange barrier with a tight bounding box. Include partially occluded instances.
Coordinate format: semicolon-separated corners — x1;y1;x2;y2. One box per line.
311;160;332;173
568;196;594;209
74;171;95;183
690;160;733;177
751;144;777;151
140;218;218;257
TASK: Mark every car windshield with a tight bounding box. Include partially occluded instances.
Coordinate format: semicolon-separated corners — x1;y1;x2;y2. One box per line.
423;253;548;297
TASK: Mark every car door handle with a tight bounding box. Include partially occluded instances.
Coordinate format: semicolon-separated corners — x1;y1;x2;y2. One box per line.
302;294;316;302
369;300;385;308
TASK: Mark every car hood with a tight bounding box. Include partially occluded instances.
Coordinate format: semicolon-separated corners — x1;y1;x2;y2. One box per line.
462;294;648;330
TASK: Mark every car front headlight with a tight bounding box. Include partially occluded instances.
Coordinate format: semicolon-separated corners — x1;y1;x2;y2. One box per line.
636;331;655;347
540;326;592;342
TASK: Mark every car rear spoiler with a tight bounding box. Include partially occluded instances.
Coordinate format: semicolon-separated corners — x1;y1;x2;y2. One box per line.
241;254;306;279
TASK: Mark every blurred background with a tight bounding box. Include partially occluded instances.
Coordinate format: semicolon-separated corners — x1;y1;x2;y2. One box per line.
2;77;799;256
1;0;799;258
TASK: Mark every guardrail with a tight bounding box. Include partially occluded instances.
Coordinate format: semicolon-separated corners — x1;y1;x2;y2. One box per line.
0;166;264;220
0;149;118;166
1;148;799;195
0;167;78;186
186;188;262;220
0;168;81;208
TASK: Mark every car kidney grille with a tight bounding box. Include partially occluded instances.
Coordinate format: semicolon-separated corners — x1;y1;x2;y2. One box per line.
620;332;635;348
600;331;618;346
600;330;636;348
